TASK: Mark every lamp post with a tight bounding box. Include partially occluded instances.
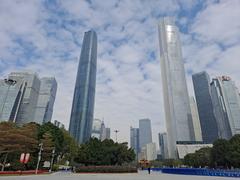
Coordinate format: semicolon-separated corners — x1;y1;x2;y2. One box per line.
49;148;55;173
0;79;16;119
35;143;43;174
114;130;119;142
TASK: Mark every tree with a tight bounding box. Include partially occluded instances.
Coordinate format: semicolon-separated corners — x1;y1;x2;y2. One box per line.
226;135;240;168
211;139;230;168
74;138;135;166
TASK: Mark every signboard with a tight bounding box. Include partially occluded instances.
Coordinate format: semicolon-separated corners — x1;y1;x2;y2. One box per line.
19;153;30;164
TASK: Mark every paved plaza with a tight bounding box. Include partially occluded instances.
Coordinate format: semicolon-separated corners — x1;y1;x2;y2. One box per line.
0;171;234;180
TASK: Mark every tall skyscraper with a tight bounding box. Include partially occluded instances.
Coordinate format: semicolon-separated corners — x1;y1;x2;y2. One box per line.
189;97;202;141
158;17;194;158
158;132;169;159
139;118;152;149
130;127;140;156
91;118;102;139
0;72;57;125
211;76;240;139
34;77;57;124
0;78;26;122
192;71;218;143
8;72;41;125
69;30;97;144
105;127;111;139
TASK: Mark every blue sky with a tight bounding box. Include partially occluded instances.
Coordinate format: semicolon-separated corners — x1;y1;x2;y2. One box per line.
1;0;240;146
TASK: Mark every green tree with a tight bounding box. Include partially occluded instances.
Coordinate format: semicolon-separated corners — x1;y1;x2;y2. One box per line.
227;135;240;168
211;139;230;168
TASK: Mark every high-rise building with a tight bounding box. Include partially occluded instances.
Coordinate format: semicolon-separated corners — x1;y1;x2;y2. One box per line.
0;78;26;122
189;97;202;141
211;76;240;139
139;142;157;161
0;72;57;125
34;77;57;124
130;127;140;156
8;72;41;125
158;17;194;158
69;30;97;144
158;132;169;159
139;118;152;149
192;71;218;143
91;118;102;139
105;127;111;139
53;120;65;129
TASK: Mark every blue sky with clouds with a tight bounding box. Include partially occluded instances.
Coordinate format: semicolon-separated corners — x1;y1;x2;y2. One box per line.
1;0;240;146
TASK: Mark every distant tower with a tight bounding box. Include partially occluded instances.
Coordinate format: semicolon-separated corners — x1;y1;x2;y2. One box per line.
139;119;152;149
130;127;140;156
69;30;97;144
158;17;194;158
192;71;218;143
211;76;240;139
158;132;169;159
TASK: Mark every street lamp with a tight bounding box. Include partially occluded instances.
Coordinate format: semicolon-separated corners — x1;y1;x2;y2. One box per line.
114;130;119;142
35;143;43;174
0;79;16;119
49;148;55;173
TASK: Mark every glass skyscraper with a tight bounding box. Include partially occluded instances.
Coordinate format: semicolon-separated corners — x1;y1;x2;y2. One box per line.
69;30;97;144
34;77;57;124
0;72;57;125
192;71;218;143
139;118;152;149
158;17;194;158
130;127;140;156
211;76;240;139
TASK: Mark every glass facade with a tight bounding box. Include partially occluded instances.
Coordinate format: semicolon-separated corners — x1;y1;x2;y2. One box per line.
34;77;57;124
8;72;41;125
69;30;97;144
158;132;169;159
189;96;202;141
130;127;140;156
192;71;218;143
139;118;152;149
158;17;194;159
91;118;102;139
211;76;240;139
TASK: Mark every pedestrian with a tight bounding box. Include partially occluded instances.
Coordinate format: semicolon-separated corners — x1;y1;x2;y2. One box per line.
148;167;151;174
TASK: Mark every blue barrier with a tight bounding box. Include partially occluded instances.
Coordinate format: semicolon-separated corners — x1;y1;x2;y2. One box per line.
160;168;240;178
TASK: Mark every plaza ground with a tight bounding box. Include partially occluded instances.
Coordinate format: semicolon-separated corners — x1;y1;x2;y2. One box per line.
0;171;234;180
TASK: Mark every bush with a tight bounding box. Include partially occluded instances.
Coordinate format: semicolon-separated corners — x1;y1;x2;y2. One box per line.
75;166;137;173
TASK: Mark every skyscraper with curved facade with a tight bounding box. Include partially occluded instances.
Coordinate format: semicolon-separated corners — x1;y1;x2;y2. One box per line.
158;17;194;159
69;30;97;144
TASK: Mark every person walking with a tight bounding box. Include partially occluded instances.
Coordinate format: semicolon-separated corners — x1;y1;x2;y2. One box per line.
148;167;151;174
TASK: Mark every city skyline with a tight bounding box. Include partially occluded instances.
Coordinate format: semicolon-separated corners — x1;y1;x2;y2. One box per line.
1;1;240;145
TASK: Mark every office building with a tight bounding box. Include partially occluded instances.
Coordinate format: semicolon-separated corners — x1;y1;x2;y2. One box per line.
91;118;102;139
69;30;97;144
105;127;111;139
34;77;57;124
158;132;169;159
139;143;157;161
0;72;56;125
53;120;65;129
130;127;140;156
8;72;41;125
192;71;218;143
158;17;194;158
139;119;152;149
189;97;202;141
211;76;240;139
0;78;26;122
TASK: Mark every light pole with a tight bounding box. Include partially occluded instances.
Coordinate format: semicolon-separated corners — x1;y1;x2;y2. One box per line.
49;148;55;173
35;143;43;174
114;130;119;142
0;79;16;119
